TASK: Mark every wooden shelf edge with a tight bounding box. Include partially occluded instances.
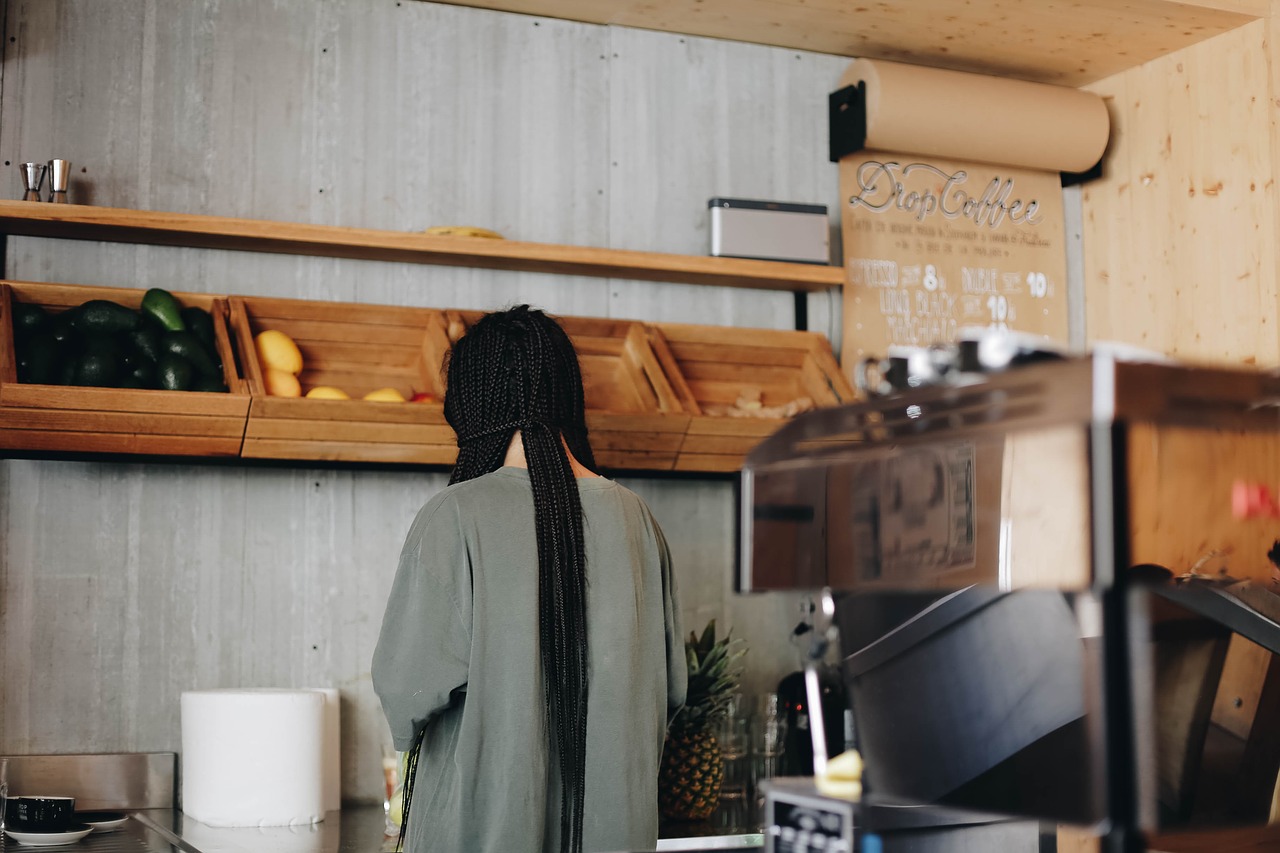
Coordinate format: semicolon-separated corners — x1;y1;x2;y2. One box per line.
0;200;844;293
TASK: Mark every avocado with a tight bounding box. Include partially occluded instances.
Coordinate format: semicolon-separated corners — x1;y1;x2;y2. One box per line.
12;301;50;337
140;288;185;332
43;325;83;384
82;334;124;359
71;299;140;335
54;350;78;385
15;333;63;384
181;306;217;353
190;374;229;393
161;330;220;378
156;354;194;391
48;311;80;344
71;337;124;387
73;353;119;387
124;359;158;389
126;321;163;363
120;347;154;383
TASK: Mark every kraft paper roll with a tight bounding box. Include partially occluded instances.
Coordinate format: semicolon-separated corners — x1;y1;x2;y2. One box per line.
310;686;342;813
838;58;1110;173
181;689;326;827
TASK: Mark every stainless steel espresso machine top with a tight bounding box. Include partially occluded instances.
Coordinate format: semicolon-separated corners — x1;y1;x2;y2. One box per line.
740;354;1280;851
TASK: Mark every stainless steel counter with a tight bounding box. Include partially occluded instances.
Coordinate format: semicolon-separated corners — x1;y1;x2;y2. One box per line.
1;807;761;853
1;809;387;853
657;832;763;851
0;754;760;852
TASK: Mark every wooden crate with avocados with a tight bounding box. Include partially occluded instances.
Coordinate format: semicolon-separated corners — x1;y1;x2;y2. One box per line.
229;294;456;465
0;280;249;457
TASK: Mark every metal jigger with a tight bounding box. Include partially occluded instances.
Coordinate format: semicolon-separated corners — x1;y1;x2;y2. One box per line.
47;159;70;202
19;162;45;201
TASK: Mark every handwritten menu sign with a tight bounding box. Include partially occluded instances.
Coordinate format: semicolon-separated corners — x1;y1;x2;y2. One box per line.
839;150;1068;367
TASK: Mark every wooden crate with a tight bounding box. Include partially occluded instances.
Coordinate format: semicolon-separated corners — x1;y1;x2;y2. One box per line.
230;295;457;464
646;321;855;472
0;280;249;457
443;310;689;471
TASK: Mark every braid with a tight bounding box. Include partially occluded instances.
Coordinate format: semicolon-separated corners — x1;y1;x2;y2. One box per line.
398;305;593;853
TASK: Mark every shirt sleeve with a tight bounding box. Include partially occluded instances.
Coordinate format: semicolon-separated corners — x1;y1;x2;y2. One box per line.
371;493;472;751
655;519;687;723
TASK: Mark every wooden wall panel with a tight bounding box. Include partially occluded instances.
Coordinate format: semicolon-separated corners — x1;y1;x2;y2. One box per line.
1082;20;1280;366
1128;424;1280;583
1085;21;1280;790
1085;19;1280;584
0;0;842;803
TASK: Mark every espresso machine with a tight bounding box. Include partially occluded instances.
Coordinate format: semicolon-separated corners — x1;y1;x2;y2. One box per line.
742;353;1280;852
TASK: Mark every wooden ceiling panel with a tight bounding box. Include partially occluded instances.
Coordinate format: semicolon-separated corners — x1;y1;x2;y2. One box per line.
434;0;1265;85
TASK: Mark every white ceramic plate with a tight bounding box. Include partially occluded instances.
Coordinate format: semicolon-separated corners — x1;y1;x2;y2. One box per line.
78;812;128;832
3;826;93;846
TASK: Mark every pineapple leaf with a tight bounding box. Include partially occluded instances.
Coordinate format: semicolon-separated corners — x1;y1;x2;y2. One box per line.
670;618;747;733
697;619;718;653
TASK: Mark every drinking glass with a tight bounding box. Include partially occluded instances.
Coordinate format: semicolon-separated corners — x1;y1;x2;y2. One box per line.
381;744;404;838
1;757;8;832
752;693;787;819
718;697;751;805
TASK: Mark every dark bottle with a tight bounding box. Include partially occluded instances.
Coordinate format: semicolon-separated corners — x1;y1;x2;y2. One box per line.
775;666;851;776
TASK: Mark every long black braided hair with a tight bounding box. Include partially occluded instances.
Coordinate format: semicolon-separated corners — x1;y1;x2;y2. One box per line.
398;305;596;853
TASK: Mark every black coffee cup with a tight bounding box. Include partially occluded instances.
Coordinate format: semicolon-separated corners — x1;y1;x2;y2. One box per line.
5;795;76;832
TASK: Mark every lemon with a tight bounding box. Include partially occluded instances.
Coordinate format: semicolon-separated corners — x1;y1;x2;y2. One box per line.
363;387;407;402
306;386;350;400
255;329;304;375
264;368;302;397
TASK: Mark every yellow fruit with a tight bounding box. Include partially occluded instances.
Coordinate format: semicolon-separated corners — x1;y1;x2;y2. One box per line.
388;789;404;827
255;330;304;375
264;368;302;397
814;777;862;800
423;225;504;239
363;387;407;402
826;749;864;781
305;386;350;400
814;750;864;800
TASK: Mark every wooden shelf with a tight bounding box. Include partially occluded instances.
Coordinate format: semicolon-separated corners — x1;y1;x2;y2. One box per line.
0;200;843;294
438;0;1265;87
1;280;852;473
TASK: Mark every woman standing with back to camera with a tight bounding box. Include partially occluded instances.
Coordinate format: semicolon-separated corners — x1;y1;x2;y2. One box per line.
372;305;686;853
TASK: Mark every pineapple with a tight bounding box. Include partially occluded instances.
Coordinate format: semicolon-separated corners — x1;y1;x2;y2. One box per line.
658;619;746;820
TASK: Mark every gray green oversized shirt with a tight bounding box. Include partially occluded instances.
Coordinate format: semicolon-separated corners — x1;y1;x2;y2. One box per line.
372;467;686;853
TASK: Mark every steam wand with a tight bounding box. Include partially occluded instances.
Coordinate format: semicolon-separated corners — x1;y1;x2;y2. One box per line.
803;587;838;777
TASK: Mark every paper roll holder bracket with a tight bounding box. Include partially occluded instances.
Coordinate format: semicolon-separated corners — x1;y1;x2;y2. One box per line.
826;80;1103;187
828;82;868;165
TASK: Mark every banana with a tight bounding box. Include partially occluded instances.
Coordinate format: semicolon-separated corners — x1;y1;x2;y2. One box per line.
423;225;505;239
